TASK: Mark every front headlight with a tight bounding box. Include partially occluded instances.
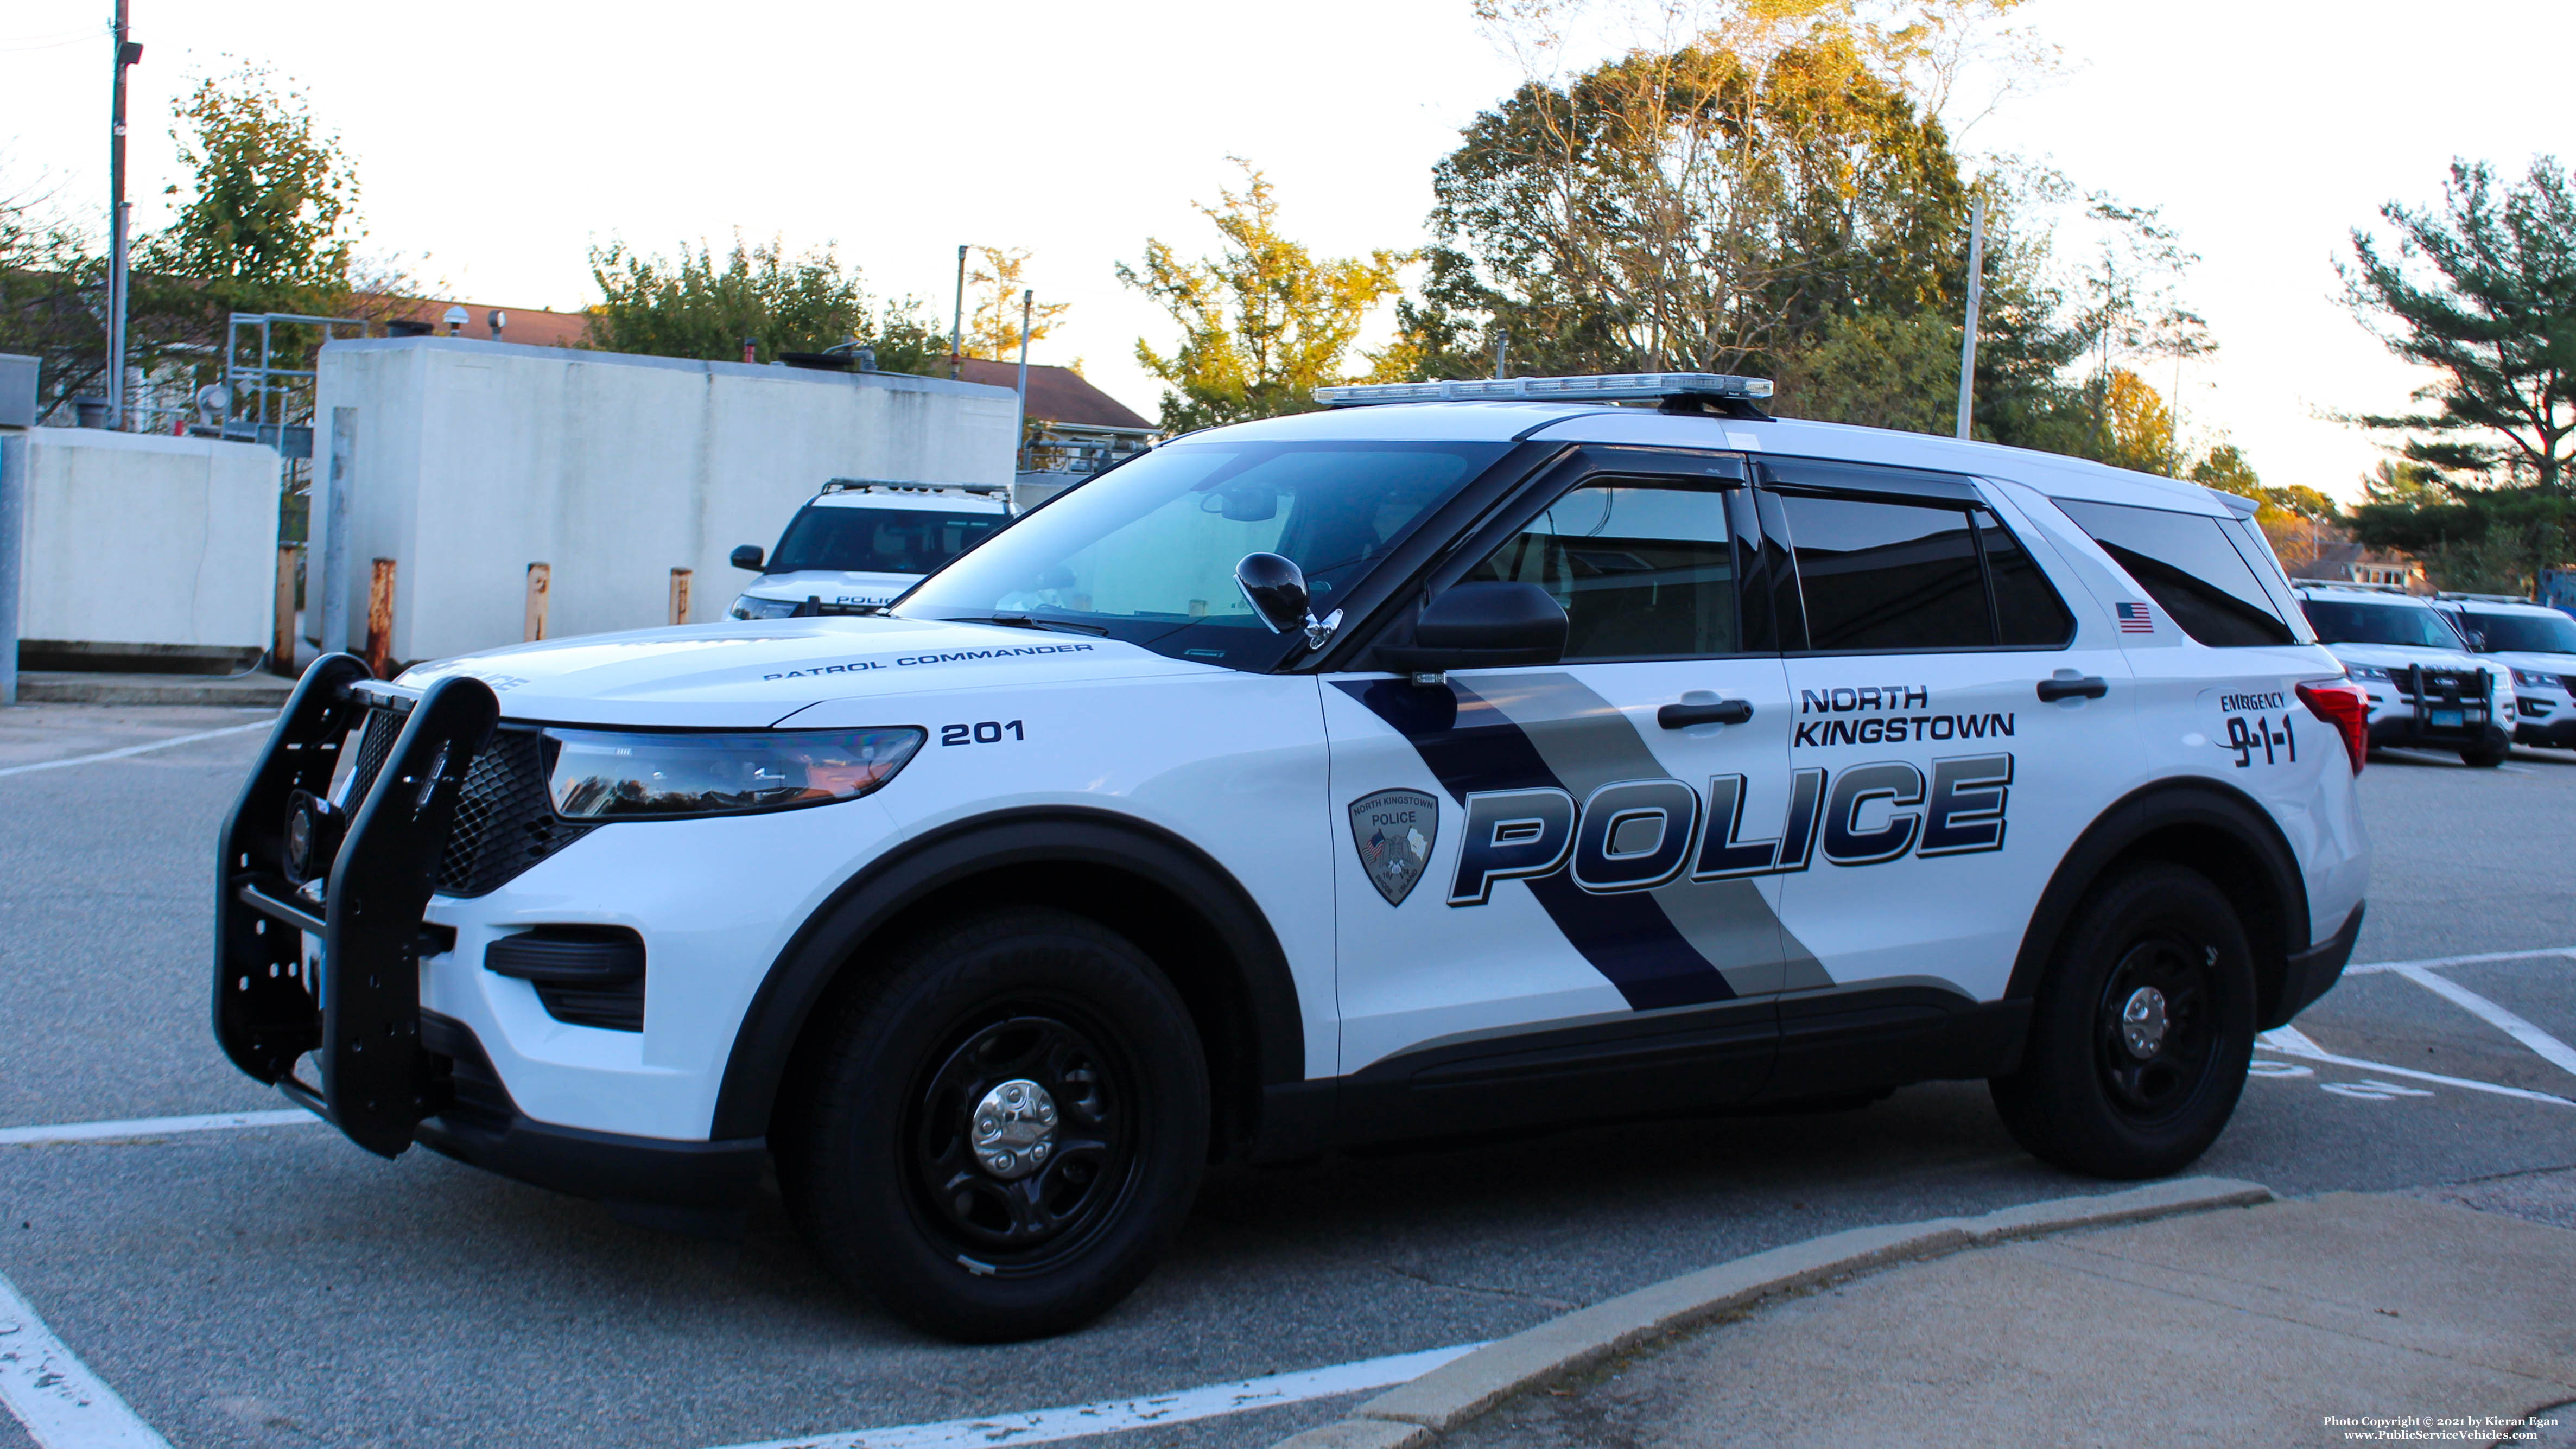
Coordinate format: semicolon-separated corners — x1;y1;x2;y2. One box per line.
2344;663;2389;682
545;727;925;819
2511;667;2559;689
729;594;803;620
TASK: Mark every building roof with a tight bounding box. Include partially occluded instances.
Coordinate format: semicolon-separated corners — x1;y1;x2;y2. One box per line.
385;298;592;348
949;357;1153;433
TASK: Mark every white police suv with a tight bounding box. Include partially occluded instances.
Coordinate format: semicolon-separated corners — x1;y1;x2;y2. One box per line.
219;374;2370;1342
2292;582;2513;767
2431;593;2576;750
726;480;1010;619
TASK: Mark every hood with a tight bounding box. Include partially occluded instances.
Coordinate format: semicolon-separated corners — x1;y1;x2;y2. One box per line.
738;569;919;611
395;615;1211;727
2323;640;2485;673
2480;649;2576;682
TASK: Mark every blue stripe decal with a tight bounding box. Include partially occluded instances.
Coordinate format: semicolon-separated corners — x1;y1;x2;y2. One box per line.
1337;677;1734;1011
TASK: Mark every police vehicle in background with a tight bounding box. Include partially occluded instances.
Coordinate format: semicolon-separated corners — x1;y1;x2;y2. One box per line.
218;373;2370;1343
726;479;1010;619
2431;593;2576;750
2292;582;2512;767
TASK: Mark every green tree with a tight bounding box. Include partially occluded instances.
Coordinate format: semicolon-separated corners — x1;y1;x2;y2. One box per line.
2342;158;2576;495
0;176;117;416
1401;30;1970;382
585;233;947;372
1118;160;1412;432
143;63;367;321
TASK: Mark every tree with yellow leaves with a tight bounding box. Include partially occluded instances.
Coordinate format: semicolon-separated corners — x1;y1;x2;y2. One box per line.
1118;160;1413;432
958;246;1070;361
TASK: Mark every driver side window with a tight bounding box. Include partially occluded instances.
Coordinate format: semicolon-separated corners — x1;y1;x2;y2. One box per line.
1462;477;1740;660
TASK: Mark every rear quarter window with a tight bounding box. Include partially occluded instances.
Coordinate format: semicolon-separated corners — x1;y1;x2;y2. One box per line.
2054;499;2296;647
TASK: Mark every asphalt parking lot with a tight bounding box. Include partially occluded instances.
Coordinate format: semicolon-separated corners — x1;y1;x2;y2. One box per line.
2;706;2571;1449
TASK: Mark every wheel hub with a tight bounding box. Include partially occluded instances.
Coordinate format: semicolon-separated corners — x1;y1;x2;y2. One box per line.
969;1078;1058;1180
2120;986;2170;1059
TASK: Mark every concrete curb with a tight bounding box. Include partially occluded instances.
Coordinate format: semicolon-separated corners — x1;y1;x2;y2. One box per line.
1268;1176;2274;1449
16;671;292;706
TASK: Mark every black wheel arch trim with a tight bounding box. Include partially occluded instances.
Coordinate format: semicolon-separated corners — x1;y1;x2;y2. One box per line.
709;806;1307;1146
2006;778;2320;1027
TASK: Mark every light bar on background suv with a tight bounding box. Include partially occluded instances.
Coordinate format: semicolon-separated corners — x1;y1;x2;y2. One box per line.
1312;373;1776;408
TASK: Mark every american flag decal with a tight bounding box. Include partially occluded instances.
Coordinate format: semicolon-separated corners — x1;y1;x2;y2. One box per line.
2116;601;2155;633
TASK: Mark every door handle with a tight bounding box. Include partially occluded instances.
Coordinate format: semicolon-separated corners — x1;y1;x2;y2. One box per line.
2036;675;2109;702
1658;698;1754;728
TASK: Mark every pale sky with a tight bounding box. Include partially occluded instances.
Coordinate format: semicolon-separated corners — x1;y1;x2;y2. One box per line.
4;0;2569;503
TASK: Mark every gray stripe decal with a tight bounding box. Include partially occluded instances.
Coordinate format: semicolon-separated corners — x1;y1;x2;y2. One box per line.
1470;671;1828;995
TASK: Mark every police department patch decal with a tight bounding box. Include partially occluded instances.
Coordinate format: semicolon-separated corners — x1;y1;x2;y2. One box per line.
1348;789;1438;906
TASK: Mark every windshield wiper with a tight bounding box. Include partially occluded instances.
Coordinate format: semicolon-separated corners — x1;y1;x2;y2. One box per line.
976;613;1110;637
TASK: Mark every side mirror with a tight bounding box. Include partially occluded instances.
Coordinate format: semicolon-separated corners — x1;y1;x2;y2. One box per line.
730;544;765;572
2466;630;2490;651
1234;552;1340;648
1376;582;1568;676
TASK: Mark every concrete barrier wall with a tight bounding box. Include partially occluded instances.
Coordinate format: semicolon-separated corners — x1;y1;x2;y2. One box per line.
12;427;280;652
313;338;1019;663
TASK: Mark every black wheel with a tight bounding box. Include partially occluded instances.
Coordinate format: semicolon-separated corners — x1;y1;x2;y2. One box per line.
777;907;1208;1342
2460;740;2509;768
1990;863;2255;1179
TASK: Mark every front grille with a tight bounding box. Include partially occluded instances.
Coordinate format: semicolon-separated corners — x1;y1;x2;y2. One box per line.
437;728;598;896
342;708;401;806
340;708;597;897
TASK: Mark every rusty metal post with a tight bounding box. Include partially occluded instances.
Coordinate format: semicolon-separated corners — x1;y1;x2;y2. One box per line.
272;544;299;676
364;557;395;678
524;562;550;642
668;567;691;627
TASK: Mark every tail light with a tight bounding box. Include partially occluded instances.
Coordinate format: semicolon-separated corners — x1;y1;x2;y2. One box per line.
2296;680;2370;774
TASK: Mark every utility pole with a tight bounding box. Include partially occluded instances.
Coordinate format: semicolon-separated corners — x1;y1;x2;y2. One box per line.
1953;193;1985;442
949;245;968;380
1012;289;1033;473
1493;328;1509;380
106;2;142;429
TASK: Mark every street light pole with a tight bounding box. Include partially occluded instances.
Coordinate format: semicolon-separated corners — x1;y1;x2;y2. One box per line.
1012;289;1033;473
949;245;968;380
1954;193;1985;441
106;1;141;429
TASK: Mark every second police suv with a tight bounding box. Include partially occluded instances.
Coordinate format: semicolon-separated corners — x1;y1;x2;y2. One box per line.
218;373;2371;1342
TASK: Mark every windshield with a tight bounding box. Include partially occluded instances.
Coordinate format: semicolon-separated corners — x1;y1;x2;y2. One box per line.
899;440;1508;666
769;504;1006;576
2461;609;2576;656
2300;599;2465;650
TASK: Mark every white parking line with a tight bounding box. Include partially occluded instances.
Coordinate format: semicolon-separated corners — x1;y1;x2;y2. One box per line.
704;1342;1481;1449
0;1269;174;1448
0;721;274;779
2343;945;2576;974
2256;1026;2575;1108
2389;965;2576;1078
0;1110;319;1147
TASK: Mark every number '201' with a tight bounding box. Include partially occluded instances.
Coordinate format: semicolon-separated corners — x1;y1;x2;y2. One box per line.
942;720;1025;746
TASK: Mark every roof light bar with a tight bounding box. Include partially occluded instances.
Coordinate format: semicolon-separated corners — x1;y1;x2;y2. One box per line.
1312;372;1775;408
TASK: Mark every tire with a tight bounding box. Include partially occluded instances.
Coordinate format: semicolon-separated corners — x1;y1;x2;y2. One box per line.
1990;863;2256;1179
776;906;1209;1342
2460;740;2509;768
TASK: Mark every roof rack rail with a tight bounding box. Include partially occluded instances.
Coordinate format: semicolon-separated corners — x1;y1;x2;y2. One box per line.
2433;590;2536;605
1312;372;1774;420
2293;579;2412;595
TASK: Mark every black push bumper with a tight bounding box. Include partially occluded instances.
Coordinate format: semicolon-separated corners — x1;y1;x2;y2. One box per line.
215;656;499;1157
2263;902;2365;1029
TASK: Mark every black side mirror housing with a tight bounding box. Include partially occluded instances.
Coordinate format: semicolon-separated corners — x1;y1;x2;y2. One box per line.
1375;582;1568;674
730;544;764;572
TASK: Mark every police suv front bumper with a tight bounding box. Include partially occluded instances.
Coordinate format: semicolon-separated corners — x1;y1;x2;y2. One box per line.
2358;665;2504;749
214;657;763;1226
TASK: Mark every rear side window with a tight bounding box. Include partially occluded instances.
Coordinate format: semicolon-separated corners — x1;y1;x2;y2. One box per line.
1774;492;2072;651
2055;499;2296;647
